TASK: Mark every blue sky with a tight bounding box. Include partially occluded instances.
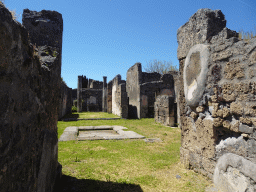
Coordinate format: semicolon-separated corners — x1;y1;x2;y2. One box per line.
4;0;256;89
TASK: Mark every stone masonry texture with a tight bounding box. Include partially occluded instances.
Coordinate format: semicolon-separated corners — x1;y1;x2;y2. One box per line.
58;81;72;120
0;4;63;192
77;75;103;112
178;8;256;191
126;62;176;119
111;74;128;118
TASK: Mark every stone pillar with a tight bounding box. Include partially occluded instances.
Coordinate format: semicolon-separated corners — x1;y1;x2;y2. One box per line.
77;76;83;112
102;76;107;112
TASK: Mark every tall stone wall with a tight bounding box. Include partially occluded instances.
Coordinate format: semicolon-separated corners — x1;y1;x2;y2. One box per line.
126;63;141;118
112;75;121;116
126;62;175;119
107;81;113;113
0;5;62;192
80;89;102;112
77;75;104;112
58;81;72;120
102;76;107;112
140;74;174;118
77;76;83;112
178;8;256;191
111;74;128;118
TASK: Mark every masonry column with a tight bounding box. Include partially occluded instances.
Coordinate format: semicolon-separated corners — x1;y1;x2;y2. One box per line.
77;76;83;112
102;76;107;112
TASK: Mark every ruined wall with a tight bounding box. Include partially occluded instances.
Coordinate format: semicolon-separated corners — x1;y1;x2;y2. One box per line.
178;8;256;191
77;76;104;112
107;81;113;113
111;75;128;118
72;88;77;105
0;5;62;192
58;81;72;120
126;63;142;118
154;95;176;126
102;76;107;112
140;74;174;118
89;80;103;89
141;72;161;83
81;89;102;112
126;63;175;119
77;76;83;112
112;75;121;116
168;71;180;126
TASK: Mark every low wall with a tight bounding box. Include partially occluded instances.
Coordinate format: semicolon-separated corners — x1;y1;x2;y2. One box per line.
155;95;176;126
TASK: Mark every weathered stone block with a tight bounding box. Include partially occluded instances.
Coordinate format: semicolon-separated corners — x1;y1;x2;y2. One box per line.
0;5;63;192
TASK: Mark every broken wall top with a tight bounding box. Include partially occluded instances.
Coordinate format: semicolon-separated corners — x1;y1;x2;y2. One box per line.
22;9;63;51
177;8;229;60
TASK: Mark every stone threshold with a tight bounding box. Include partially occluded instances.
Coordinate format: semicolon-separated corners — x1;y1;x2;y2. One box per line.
59;125;145;141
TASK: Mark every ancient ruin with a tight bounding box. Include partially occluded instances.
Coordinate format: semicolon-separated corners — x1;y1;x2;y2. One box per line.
0;4;63;192
178;8;256;191
126;62;176;119
154;95;176;126
59;126;145;141
58;80;72;120
107;75;128;118
77;75;104;112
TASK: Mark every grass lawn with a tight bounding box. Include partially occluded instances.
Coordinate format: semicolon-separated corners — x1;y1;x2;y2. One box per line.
56;112;212;192
62;111;120;119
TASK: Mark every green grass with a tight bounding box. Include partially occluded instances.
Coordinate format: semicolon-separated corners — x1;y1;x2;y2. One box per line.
57;112;212;191
62;111;120;120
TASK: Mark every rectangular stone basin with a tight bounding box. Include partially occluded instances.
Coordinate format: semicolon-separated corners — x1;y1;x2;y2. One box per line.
59;126;145;141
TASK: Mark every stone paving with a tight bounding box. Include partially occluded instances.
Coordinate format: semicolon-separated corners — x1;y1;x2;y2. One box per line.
59;125;145;141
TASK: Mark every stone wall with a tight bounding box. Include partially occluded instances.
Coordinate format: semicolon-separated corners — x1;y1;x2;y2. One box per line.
111;74;128;118
77;75;104;112
58;81;72;120
126;63;175;119
178;8;256;191
102;76;107;112
126;63;141;118
89;80;103;89
154;95;176;126
80;89;102;112
72;88;77;105
0;5;62;192
107;80;113;113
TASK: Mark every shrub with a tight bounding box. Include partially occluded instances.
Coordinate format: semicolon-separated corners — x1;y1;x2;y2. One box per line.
71;105;77;112
73;100;77;107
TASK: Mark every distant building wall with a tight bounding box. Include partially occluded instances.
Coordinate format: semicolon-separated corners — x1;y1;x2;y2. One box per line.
107;81;113;113
58;81;72;120
126;63;175;119
126;63;142;118
111;75;128;118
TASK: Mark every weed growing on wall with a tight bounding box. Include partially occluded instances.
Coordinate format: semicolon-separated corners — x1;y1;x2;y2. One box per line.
0;0;20;21
238;26;256;40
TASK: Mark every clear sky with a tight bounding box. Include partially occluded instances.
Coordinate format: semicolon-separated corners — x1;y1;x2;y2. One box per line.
4;0;256;89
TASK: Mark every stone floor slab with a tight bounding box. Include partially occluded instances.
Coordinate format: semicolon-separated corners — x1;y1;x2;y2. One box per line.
59;126;145;141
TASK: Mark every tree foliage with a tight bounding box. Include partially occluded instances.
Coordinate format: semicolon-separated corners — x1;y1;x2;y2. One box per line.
143;59;178;75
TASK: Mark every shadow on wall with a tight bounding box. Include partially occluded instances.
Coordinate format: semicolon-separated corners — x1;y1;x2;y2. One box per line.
128;105;138;119
53;174;143;192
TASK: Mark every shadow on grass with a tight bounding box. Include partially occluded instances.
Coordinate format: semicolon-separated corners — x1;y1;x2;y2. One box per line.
53;174;143;192
62;113;80;120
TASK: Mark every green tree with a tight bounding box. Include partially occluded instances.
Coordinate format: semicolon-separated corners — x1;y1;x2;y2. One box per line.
143;59;178;75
